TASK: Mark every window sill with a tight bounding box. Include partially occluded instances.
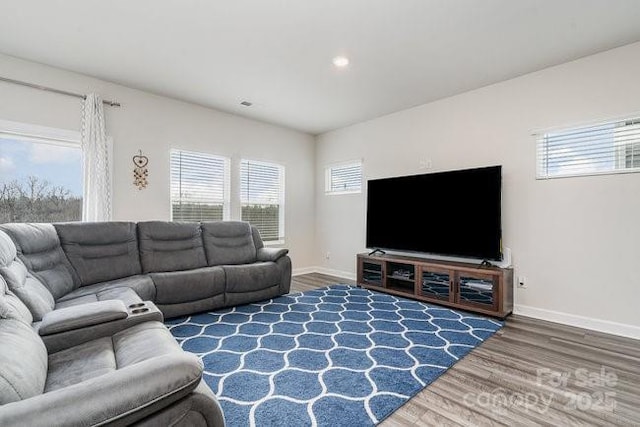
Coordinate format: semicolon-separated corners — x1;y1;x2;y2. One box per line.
537;166;640;180
325;190;362;196
264;239;285;246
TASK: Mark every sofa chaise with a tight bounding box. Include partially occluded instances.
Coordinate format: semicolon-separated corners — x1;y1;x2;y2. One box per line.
0;272;224;426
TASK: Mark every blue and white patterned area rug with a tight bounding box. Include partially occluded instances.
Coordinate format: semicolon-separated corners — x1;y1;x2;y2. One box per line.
166;285;503;426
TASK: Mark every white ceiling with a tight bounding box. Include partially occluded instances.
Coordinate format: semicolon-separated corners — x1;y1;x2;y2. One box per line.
1;1;640;135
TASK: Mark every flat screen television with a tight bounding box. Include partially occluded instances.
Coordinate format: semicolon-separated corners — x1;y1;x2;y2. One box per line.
366;165;502;261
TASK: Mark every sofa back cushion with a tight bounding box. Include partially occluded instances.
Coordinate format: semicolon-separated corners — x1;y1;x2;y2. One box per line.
0;223;79;299
251;225;264;251
138;222;207;273
0;230;55;321
0;317;47;404
0;276;33;324
201;221;257;266
54;222;142;286
0;230;16;268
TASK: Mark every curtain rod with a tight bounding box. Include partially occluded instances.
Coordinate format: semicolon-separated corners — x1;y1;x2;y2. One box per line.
0;76;121;107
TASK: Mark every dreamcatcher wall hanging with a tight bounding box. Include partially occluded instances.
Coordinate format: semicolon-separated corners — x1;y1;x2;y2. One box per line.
133;150;149;190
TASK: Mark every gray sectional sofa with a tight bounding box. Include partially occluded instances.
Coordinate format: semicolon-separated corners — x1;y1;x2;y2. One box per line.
1;220;291;320
0;220;292;426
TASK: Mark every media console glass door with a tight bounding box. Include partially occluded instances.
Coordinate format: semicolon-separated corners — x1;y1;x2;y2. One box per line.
455;271;499;311
360;260;384;287
419;266;454;303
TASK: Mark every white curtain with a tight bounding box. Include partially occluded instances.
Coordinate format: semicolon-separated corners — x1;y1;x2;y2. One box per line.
81;93;112;221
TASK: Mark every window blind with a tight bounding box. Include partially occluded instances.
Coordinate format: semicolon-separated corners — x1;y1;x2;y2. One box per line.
537;118;640;179
326;161;362;194
240;159;284;242
170;150;229;221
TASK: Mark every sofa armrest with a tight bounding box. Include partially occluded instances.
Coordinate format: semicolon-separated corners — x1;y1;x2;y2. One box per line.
40;302;164;353
38;300;128;336
0;353;203;427
257;247;289;262
133;381;225;427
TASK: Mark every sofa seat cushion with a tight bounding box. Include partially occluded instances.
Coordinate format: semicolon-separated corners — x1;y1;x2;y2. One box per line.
54;222;142;286
56;275;156;306
138;222;207;273
150;267;225;304
223;262;280;293
44;321;185;393
201;221;257;266
55;287;142;310
44;335;115;392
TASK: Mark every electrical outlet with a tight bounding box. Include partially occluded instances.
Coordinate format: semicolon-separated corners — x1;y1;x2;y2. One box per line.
418;158;432;170
325;252;331;260
517;276;527;288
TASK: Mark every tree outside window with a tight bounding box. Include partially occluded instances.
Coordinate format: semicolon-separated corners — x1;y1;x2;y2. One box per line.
0;137;82;223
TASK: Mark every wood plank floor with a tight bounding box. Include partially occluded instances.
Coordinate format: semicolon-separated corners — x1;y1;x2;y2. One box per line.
291;273;640;427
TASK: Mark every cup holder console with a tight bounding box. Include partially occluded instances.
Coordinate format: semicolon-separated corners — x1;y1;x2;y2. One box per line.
126;301;159;319
129;302;151;315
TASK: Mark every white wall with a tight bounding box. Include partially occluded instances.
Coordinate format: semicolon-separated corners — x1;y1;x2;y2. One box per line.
316;42;640;335
0;53;317;269
2;42;639;336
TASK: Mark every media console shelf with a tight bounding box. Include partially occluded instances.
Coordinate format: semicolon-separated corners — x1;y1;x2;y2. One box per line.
357;253;513;318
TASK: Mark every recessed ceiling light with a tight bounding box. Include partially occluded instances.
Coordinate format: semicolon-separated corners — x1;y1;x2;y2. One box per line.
332;56;349;68
240;101;253;107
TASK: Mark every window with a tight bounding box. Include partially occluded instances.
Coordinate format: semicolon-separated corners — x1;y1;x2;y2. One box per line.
1;123;82;223
537;117;640;179
619;120;640;169
325;160;362;194
170;149;230;222
240;159;284;243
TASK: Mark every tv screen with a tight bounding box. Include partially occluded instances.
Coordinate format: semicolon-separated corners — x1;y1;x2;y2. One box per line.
366;165;502;261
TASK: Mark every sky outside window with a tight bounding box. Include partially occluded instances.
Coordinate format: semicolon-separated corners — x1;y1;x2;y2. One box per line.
0;137;82;195
0;137;82;223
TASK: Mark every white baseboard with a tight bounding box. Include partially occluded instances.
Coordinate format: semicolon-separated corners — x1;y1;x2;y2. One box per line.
314;266;356;281
293;268;639;340
292;266;355;281
515;304;640;340
292;267;317;276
